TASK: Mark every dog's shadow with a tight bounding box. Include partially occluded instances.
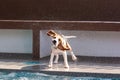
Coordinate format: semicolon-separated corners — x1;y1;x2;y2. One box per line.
21;64;48;71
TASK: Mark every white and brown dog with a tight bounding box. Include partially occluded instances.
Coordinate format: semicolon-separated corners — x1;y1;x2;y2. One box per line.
47;30;77;68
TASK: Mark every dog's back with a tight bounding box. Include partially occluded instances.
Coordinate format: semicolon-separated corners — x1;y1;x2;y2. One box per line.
56;34;72;51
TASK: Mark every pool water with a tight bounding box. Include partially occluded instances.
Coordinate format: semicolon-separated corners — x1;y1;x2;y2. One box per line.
0;71;119;80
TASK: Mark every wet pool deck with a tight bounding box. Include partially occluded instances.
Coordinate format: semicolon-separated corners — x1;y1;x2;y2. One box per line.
0;56;120;76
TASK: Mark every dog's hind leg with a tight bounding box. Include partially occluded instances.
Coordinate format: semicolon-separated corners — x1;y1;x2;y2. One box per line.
48;53;54;68
54;54;59;63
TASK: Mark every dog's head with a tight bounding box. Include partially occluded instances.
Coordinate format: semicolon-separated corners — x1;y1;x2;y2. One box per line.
47;30;60;46
47;30;71;50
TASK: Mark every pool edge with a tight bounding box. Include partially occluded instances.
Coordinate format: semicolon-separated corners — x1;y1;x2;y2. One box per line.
0;69;120;78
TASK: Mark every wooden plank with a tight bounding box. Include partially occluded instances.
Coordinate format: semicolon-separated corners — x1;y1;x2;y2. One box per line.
0;0;120;21
0;20;120;31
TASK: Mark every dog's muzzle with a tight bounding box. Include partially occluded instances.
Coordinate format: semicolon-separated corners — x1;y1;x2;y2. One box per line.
52;40;57;45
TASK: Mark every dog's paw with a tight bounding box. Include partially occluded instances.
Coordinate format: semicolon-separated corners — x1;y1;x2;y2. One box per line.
72;56;77;61
64;65;69;68
48;64;52;68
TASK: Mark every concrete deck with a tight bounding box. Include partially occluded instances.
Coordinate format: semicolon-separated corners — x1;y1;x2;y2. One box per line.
0;56;120;76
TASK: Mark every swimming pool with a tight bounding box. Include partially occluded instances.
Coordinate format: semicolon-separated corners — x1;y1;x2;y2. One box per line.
0;71;119;80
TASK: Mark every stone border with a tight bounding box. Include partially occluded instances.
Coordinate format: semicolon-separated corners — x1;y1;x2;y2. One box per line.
0;69;120;78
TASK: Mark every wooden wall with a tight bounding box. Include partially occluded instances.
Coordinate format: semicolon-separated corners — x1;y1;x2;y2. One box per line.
0;0;120;21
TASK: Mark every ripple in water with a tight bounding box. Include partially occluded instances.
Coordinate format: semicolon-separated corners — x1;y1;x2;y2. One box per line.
0;71;119;80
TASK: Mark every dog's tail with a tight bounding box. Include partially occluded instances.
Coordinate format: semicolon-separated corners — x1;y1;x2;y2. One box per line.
70;51;77;61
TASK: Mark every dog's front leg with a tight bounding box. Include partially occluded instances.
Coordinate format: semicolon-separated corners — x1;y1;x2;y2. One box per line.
48;52;54;68
63;51;69;68
54;54;59;63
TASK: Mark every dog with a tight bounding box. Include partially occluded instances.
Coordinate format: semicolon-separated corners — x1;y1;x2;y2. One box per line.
47;30;77;68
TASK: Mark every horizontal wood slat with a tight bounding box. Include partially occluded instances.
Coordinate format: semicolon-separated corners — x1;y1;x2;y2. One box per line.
0;20;120;31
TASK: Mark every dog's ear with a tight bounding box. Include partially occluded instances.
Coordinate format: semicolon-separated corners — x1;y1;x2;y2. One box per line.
47;30;56;37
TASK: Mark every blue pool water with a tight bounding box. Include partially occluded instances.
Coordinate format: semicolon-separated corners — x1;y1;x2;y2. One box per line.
0;71;119;80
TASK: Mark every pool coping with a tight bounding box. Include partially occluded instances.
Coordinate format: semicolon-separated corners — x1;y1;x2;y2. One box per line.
0;69;120;78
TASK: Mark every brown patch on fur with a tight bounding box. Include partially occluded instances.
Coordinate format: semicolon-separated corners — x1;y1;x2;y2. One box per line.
57;42;71;51
57;38;71;51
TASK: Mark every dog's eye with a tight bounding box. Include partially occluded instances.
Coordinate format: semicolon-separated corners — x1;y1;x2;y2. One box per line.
58;39;61;41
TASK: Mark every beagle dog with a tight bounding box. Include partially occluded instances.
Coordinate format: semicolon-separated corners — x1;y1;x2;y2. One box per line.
47;30;77;68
